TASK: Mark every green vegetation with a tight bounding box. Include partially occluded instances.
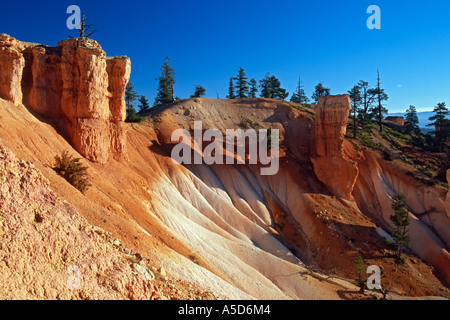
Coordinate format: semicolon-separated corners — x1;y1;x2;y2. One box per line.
290;76;310;104
356;131;383;150
191;85;206;98
348;84;362;138
352;141;362;152
154;57;176;106
259;73;289;100
226;77;235;99
54;151;91;193
311;82;330;103
233;67;249;99
138;95;151;113
249;78;258;98
370;71;389;133
125;82;138;120
389;194;411;265
289;103;315;118
355;255;366;293
405;105;420;134
427;102;450;152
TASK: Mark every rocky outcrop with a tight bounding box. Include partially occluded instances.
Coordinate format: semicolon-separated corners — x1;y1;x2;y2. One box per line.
384;116;405;127
0;34;131;164
311;95;359;199
0;34;24;105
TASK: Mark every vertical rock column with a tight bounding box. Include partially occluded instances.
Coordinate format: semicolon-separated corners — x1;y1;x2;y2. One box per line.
22;46;62;118
311;95;359;199
58;38;130;164
0;35;131;164
107;57;131;160
0;34;24;105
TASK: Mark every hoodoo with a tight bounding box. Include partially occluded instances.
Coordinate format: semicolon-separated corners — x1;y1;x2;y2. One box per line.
311;94;359;199
0;34;130;164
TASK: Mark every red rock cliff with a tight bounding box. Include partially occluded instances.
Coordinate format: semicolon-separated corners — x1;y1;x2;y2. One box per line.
0;34;24;105
311;95;359;200
0;34;131;164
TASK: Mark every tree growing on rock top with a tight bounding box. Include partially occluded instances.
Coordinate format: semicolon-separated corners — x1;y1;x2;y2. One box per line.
77;14;97;39
259;73;288;100
311;82;330;103
249;78;258;98
348;84;362;138
154;57;176;106
226;77;235;99
191;85;206;98
233;67;249;99
290;75;309;104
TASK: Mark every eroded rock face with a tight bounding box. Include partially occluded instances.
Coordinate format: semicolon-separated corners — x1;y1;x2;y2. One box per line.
0;142;159;299
311;95;359;199
0;35;131;164
0;34;25;105
385;116;406;127
446;170;450;217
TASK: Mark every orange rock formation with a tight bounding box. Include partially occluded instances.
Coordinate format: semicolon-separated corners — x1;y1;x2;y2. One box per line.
311;95;359;200
0;34;130;164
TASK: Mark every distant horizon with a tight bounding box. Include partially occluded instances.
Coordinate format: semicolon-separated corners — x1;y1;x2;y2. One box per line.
2;0;450;113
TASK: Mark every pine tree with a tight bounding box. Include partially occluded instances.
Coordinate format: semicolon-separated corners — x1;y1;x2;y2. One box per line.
357;80;376;127
355;255;366;294
290;76;309;104
427;102;450;152
249;78;258;98
269;75;288;100
234;67;249;99
259;74;288;100
259;73;272;98
226;77;235;99
405;105;419;134
191;85;206;98
154;57;175;106
138;95;151;113
125;82;140;122
311;82;330;103
348;85;362;138
369;71;389;132
389;193;411;264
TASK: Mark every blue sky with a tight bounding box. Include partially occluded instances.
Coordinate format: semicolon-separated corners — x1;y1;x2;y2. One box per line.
2;0;450;112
